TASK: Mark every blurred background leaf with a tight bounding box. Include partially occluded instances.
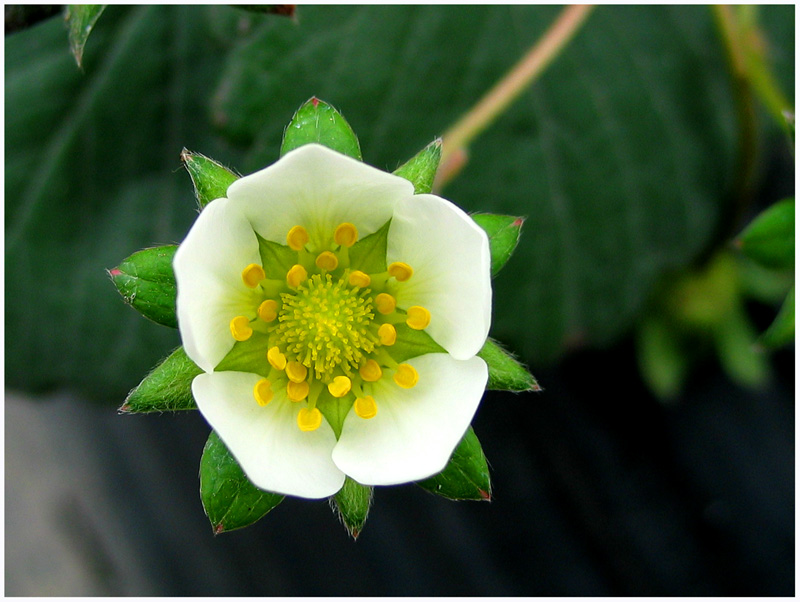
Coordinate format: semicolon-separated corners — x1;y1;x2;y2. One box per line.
5;5;793;405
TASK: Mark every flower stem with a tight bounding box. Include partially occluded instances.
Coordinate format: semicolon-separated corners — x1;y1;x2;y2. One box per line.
435;5;594;191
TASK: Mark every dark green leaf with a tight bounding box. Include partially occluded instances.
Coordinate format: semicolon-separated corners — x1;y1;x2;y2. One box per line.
66;5;106;68
471;214;524;277
417;427;491;501
181;149;239;209
393;139;442;194
332;477;373;539
737;198;795;270
280;97;362;160
120;346;201;413
348;220;390;275
110;245;178;328
256;233;298;279
200;430;284;534
232;5;296;18
759;286;795;350
478;338;539;392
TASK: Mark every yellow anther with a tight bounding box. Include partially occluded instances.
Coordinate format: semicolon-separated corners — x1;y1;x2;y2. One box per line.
287;264;308;288
253;379;273;407
267;346;287;371
375;293;396;315
334;222;358;247
388;261;413;282
378;323;397;346
287;225;309;251
297;407;323;432
315;251;339;271
359;359;382;382
354;396;378;419
327;375;352;398
348;270;371;288
229;316;253;341
241;263;266;288
258;299;278;322
285;361;308;383
287;380;310;402
394;363;419;389
406;305;431;330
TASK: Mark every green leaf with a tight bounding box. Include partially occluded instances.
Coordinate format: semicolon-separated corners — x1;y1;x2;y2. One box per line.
110;245;178;328
393;139;442;194
200;430;284;534
348;220;390;274
390;324;446;362
759;286;795;350
280;97;362;160
256;233;298;279
417;427;491;501
66;5;106;68
120;346;202;413
471;214;524;277
332;477;373;539
737;198;795;270
478;338;539;392
181;149;239;209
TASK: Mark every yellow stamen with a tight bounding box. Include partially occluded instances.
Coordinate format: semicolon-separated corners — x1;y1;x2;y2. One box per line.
267;346;287;371
229;316;253;341
253;378;273;407
375;293;396;315
394;363;419;389
258;299;278;322
315;251;339;271
285;361;308;383
406;305;431;330
287;225;309;251
354;396;378;419
388;261;413;282
287;380;310;402
297;407;323;432
359;359;382;382
241;263;266;288
348;270;371;288
327;375;352;398
378;323;397;346
334;222;358;247
287;264;308;288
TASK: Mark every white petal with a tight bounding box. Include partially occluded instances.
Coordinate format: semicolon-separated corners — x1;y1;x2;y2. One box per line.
226;144;414;247
331;353;488;485
193;372;345;499
387;194;492;360
174;198;261;372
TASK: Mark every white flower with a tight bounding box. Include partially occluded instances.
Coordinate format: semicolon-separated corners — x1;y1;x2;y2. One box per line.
174;144;491;499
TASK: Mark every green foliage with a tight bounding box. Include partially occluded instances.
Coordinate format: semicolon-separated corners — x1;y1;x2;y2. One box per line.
332;477;373;539
471;214;524;277
200;430;284;533
280;97;362;160
478;339;539;392
121;346;201;413
417;427;491;501
393;139;442;194
66;5;107;67
181;149;240;209
110;245;178;328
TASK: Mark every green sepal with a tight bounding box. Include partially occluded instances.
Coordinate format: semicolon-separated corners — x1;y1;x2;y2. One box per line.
348;220;390;274
416;427;491;501
759;286;795;350
712;302;769;388
181;149;240;210
391;324;446;362
120;346;202;413
256;233;297;279
110;245;178;328
737;198;794;270
317;389;350;439
331;476;373;540
636;314;689;401
200;430;284;534
471;214;525;277
478;338;539;392
393;139;442;194
216;333;272;377
281;97;362;161
66;5;106;68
